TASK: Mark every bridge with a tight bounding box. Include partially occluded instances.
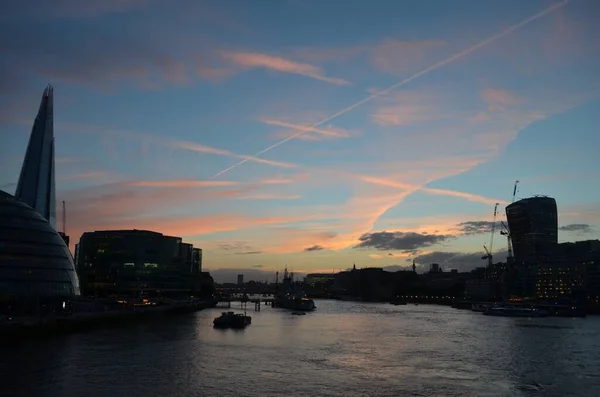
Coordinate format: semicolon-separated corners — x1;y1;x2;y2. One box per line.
215;287;275;295
214;293;277;311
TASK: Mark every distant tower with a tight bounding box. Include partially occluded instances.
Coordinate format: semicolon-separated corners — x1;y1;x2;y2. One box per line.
412;260;416;273
15;84;57;230
353;263;356;271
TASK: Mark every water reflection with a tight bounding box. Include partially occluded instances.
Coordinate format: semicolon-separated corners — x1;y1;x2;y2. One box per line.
1;300;599;396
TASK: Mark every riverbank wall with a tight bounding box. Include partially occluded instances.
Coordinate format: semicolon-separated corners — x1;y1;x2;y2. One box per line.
0;299;216;341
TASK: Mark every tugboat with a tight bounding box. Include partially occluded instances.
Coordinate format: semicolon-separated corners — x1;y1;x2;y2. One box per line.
274;268;316;311
213;311;252;328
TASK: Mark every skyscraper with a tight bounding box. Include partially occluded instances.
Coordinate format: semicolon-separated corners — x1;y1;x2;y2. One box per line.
15;84;57;230
506;196;558;263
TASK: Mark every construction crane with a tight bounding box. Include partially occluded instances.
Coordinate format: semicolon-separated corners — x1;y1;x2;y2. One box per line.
481;203;499;267
500;180;519;264
512;180;519;203
500;221;514;263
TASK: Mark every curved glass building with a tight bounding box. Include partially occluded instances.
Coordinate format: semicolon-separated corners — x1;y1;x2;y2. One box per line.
506;196;558;263
0;190;80;306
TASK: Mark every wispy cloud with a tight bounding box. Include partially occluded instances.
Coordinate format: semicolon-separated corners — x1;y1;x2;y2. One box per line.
481;88;526;110
261;119;352;141
59;171;113;181
207;1;571;181
359;174;507;206
236;194;302;200
60;122;298;170
370;90;449;126
128;180;240;188
371;39;446;76
220;51;351;86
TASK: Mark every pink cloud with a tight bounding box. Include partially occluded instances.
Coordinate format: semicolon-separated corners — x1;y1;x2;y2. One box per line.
370;90;449;126
59;179;322;249
220;51;351;86
235;194;302;200
128;180;239;188
481;88;526;109
261;118;352;141
290;39;446;77
59;122;299;170
371;39;446;76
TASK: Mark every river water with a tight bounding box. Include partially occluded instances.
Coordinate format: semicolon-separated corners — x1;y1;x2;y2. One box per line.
1;300;599;396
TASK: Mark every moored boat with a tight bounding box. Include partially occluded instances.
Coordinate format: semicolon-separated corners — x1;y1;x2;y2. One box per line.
213;311;252;328
274;268;316;311
483;306;548;318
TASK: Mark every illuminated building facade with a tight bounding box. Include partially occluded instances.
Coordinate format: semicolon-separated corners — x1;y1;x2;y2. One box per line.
76;230;207;298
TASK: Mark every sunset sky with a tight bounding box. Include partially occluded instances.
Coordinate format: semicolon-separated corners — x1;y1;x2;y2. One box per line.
1;0;599;281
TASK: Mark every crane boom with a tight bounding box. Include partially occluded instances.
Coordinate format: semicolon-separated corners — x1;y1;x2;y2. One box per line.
512;180;519;203
500;221;513;262
487;203;499;267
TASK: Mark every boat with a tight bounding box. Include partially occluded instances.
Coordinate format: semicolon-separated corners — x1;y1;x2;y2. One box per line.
274;268;316;311
213;311;252;328
471;303;490;312
483;305;548;318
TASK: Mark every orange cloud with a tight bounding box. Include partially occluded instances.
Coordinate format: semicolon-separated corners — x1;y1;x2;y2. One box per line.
358;174;505;206
61;179;322;249
258;173;310;185
220;51;351;86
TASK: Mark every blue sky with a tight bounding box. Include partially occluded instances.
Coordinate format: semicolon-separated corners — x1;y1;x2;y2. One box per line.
1;0;599;277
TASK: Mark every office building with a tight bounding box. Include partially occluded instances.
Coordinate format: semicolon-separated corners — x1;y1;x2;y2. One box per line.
237;274;244;286
76;230;208;298
506;196;558;263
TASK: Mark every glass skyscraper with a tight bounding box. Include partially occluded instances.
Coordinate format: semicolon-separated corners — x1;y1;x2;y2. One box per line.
15;84;57;230
506;196;558;263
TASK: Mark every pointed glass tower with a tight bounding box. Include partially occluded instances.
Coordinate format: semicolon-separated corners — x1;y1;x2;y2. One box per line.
15;84;57;230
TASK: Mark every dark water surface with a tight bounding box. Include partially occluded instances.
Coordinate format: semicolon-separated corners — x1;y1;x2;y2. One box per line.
1;300;599;396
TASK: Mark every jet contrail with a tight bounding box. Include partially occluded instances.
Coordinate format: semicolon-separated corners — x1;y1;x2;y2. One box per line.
209;0;572;180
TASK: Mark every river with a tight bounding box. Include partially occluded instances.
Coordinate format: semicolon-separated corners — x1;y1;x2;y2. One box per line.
1;300;599;396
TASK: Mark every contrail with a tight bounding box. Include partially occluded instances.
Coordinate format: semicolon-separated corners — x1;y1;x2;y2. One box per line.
209;0;571;180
